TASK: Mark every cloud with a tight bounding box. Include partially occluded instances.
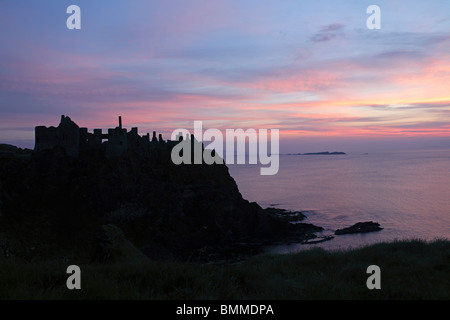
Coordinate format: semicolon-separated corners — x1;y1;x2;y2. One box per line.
320;23;345;33
364;31;450;48
310;23;345;42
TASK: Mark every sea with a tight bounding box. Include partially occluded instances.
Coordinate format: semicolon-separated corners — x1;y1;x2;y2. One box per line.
227;149;450;253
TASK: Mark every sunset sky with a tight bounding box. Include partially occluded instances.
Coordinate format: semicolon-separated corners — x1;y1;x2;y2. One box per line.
1;0;450;152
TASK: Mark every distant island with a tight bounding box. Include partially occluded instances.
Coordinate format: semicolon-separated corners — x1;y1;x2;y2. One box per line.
285;151;346;155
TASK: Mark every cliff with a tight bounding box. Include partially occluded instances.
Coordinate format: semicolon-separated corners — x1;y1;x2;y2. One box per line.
0;144;321;262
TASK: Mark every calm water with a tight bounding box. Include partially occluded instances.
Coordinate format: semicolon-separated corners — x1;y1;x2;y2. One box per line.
227;149;450;253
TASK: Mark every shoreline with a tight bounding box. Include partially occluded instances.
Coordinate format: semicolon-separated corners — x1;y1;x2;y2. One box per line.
258;207;388;256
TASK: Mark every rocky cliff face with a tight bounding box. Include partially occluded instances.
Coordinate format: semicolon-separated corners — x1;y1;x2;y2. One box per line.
0;145;318;262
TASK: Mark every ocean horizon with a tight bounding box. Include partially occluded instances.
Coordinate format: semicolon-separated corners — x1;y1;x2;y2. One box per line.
228;148;450;253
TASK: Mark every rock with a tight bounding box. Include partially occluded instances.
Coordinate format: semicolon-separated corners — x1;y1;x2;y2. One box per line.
302;235;334;244
263;207;307;222
294;223;323;233
93;224;149;264
335;221;383;235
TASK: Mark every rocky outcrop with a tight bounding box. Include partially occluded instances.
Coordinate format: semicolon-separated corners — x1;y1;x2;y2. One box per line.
263;207;306;222
0;144;324;262
335;221;383;235
0;144;32;160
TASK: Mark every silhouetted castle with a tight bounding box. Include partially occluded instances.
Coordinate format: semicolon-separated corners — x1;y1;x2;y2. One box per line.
34;115;197;158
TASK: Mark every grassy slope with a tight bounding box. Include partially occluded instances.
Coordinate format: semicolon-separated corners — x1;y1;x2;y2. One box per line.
1;239;449;300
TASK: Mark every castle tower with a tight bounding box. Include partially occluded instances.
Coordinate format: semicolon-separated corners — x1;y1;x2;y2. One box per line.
106;116;127;157
34;115;79;157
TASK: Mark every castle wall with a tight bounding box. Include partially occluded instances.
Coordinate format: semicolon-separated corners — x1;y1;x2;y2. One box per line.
34;115;178;158
106;127;128;158
58;116;79;157
35;126;57;153
34;116;79;157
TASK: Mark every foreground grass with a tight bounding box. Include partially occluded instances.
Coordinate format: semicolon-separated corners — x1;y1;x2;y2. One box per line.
0;239;449;299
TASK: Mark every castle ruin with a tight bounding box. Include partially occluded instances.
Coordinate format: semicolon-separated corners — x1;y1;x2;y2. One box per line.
34;115;191;158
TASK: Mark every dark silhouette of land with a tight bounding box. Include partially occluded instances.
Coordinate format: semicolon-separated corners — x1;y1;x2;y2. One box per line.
285;151;346;155
2;116;446;301
0;116;324;263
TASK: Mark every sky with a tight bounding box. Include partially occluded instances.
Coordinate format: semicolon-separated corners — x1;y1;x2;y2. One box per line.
1;0;450;153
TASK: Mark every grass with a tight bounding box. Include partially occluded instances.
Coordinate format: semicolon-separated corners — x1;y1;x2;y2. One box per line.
0;239;449;300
